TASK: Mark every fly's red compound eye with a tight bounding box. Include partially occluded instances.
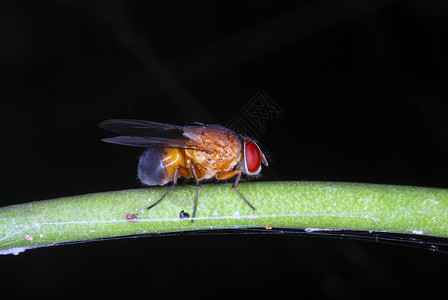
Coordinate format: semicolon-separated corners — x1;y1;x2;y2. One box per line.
244;140;262;175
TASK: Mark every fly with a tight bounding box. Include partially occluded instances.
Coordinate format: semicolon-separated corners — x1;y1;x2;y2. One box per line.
99;119;268;221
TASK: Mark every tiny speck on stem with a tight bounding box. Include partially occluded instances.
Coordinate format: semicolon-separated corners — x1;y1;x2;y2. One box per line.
179;210;190;219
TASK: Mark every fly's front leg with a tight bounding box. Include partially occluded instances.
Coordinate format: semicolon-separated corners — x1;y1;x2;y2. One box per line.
216;170;256;211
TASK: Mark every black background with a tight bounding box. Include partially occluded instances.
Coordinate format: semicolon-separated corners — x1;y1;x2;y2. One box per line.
2;0;448;298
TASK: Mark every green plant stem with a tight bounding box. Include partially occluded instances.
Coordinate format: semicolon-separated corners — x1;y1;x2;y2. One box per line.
1;181;448;254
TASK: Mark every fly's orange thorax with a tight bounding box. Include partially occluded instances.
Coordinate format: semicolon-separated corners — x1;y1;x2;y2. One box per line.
161;148;188;181
184;125;242;180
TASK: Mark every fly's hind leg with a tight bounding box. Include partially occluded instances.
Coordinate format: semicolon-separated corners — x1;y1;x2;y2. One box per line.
147;165;189;210
216;170;256;211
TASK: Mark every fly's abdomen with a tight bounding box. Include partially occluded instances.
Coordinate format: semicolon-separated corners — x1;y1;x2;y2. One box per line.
138;148;169;186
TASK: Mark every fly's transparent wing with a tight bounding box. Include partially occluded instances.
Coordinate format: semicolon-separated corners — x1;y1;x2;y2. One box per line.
101;136;191;148
99;119;206;149
99;119;184;137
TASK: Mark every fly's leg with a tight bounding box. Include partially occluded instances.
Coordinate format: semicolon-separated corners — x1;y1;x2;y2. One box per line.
147;166;182;210
233;171;256;211
216;170;256;211
190;165;200;222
